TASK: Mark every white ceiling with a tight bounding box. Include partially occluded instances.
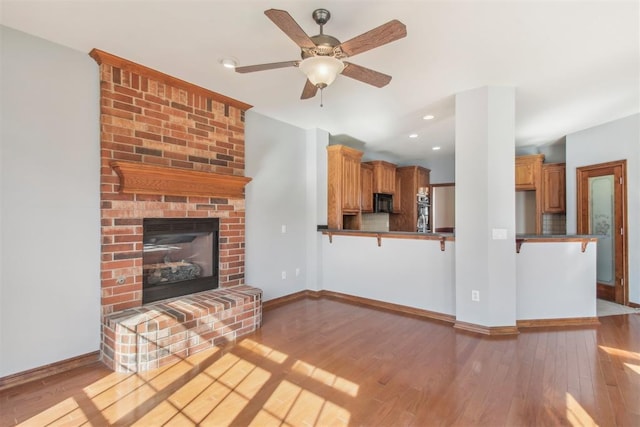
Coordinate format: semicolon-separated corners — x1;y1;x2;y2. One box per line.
2;1;638;164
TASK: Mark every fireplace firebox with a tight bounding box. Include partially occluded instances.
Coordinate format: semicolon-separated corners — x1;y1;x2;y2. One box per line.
142;218;219;304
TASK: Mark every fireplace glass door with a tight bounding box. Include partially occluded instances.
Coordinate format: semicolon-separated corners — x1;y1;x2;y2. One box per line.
142;218;219;304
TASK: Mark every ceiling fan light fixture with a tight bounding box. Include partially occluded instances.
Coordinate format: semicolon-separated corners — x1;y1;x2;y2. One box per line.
299;56;345;88
220;58;237;69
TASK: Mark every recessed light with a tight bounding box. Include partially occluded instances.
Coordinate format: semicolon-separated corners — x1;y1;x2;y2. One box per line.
432;146;441;150
423;115;435;120
409;133;418;138
220;58;237;69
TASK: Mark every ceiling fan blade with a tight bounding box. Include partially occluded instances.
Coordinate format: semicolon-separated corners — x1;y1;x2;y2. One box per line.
339;20;407;57
235;60;299;73
265;9;316;49
301;79;318;99
342;62;392;88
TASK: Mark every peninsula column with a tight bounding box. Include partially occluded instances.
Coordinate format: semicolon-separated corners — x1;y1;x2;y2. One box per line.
454;86;517;334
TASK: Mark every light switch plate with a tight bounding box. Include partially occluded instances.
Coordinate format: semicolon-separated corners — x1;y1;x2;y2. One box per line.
492;228;507;240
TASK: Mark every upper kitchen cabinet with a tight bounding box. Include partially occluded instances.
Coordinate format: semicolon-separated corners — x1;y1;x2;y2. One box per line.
393;173;402;213
542;163;566;213
390;166;430;232
366;161;396;194
361;162;374;213
515;154;544;191
515;154;545;234
327;145;363;230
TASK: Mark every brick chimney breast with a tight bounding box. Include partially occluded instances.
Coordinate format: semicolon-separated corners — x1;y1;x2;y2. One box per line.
91;49;253;316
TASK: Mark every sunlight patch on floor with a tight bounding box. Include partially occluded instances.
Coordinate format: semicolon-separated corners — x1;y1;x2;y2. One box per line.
250;380;350;426
254;380;301;423
565;392;597;427
624;362;640;376
134;352;271;425
21;342;353;426
18;397;85;426
599;345;640;361
292;360;360;397
238;338;289;364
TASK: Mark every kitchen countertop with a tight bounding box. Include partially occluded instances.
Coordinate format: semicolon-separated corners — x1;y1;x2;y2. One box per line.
318;228;599;252
319;227;598;240
514;234;598;253
516;234;599;239
318;228;455;248
319;227;454;237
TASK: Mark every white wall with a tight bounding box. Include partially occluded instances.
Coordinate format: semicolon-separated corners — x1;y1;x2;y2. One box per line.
245;111;328;300
306;129;329;292
0;26;101;376
515;191;536;234
424;151;456;184
566;114;640;304
517;242;596;319
455;87;517;327
321;235;456;315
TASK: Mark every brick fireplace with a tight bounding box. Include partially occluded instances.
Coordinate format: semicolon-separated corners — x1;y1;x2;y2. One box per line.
91;49;262;371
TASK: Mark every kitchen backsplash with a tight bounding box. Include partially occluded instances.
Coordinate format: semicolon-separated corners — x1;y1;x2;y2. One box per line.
362;213;390;232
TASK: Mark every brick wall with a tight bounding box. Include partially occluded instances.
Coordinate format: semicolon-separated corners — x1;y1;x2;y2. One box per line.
102;285;262;372
91;49;253;316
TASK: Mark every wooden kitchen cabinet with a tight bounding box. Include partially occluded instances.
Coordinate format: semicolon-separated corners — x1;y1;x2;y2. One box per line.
342;154;361;212
393;173;402;213
542;163;565;213
515;154;544;191
366;161;396;194
515;154;545;234
327;145;364;229
389;166;430;232
361;163;374;213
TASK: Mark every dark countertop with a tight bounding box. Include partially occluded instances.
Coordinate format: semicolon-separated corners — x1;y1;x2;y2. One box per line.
516;234;600;239
318;227;453;237
318;227;599;240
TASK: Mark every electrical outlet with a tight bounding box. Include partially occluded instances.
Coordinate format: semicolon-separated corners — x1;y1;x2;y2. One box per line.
295;268;300;277
471;290;480;302
281;225;287;234
281;271;286;280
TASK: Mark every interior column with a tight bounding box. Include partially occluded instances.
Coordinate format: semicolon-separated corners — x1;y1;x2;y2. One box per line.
454;86;517;333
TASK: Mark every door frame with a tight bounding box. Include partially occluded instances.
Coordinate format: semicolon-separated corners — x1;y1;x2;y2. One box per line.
576;160;627;305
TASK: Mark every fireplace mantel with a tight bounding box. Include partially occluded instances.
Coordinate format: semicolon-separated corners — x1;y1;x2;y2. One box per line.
111;161;252;198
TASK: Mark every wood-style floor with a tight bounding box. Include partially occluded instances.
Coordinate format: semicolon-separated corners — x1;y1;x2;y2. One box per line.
1;297;639;426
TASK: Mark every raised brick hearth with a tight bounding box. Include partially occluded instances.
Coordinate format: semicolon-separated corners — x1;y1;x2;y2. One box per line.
103;285;262;372
91;49;261;371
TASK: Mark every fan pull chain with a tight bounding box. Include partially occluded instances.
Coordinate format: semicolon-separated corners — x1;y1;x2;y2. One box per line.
320;87;324;107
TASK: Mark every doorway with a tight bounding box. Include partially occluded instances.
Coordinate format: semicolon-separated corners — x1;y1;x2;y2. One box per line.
432;184;455;233
576;160;627;304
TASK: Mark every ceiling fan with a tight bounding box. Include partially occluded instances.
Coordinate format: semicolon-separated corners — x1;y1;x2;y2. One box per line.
235;8;407;102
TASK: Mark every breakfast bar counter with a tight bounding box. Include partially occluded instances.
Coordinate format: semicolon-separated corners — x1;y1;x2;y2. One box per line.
319;229;599;326
320;228;454;249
